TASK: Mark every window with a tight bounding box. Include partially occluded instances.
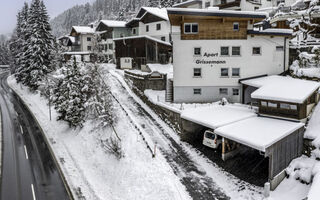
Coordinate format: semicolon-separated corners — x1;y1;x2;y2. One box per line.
233;22;239;31
221;68;229;77
221;0;227;4
254;6;259;10
146;25;149;32
290;105;297;110
232;46;241;56
268;102;277;108
104;44;108;51
232;68;240;77
109;54;113;59
220;46;229;56
261;101;267;107
194;47;201;56
87;46;92;51
276;46;284;51
193;88;201;95
280;103;291;109
87;37;91;42
252;47;261;55
108;43;113;50
156;23;161;30
233;88;239;96
184;23;198;34
219;88;228;95
193;68;201;77
161;37;166;41
132;28;136;35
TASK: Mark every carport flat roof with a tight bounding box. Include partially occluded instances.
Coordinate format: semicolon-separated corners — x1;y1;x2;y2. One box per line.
181;105;257;129
215;117;304;152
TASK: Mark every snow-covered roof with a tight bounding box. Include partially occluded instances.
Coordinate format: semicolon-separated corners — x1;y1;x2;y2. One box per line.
248;28;293;36
241;75;320;104
72;26;95;34
63;51;91;55
173;0;202;7
181;105;257;129
147;64;173;76
99;20;126;28
140;7;169;21
113;35;171;46
215;117;304;152
167;7;268;18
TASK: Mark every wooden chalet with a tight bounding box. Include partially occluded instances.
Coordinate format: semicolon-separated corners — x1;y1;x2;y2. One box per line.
114;36;172;69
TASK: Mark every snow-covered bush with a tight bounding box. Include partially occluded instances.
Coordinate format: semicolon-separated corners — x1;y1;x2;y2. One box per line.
101;137;124;159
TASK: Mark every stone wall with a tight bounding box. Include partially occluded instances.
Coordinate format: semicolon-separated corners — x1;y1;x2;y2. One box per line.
124;71;167;91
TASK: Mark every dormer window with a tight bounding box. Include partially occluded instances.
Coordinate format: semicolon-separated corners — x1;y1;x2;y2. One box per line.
146;25;149;32
233;22;239;31
184;23;198;34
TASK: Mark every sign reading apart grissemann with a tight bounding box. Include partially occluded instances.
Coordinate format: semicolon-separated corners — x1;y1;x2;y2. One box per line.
195;52;226;65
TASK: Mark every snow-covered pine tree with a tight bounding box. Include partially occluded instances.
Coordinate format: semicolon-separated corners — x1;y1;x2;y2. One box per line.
10;2;29;81
53;59;90;128
160;0;174;8
148;0;159;7
20;0;55;90
86;64;115;127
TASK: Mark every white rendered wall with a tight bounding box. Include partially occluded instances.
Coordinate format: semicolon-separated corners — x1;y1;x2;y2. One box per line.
171;25;289;103
80;34;94;52
138;21;171;42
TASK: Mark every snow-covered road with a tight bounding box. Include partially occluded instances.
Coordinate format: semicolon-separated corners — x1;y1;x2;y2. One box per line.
107;68;264;200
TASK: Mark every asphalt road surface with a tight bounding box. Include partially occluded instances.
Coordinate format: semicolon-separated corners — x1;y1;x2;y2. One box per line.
0;72;70;200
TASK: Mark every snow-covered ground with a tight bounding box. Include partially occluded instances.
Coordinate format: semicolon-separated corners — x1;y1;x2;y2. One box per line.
144;89;221;113
7;75;191;200
8;62;320;200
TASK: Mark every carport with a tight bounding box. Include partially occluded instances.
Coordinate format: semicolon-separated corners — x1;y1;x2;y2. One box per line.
215;117;305;190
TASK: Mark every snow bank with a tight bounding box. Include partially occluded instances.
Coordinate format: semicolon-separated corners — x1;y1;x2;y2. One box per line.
7;75;191;200
305;103;320;141
144;89;219;113
291;60;320;79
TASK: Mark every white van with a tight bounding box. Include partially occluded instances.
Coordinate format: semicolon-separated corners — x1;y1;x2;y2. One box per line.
203;130;222;149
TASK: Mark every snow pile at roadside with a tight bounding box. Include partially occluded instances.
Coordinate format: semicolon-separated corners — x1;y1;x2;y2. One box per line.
144;89;219;113
7;75;191;200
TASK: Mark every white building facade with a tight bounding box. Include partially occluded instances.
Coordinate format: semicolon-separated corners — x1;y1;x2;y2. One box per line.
168;8;291;103
127;7;171;42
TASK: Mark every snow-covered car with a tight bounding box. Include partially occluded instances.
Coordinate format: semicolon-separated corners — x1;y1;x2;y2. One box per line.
202;130;222;149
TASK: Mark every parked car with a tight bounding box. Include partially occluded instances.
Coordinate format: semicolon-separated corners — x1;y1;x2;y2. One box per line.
203;130;222;149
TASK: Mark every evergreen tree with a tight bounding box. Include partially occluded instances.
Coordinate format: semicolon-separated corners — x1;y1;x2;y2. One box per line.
160;0;174;8
86;64;115;127
53;59;90;128
20;0;55;90
148;0;159;7
10;3;29;80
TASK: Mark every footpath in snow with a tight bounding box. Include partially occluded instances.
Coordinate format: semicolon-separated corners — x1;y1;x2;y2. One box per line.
7;75;191;200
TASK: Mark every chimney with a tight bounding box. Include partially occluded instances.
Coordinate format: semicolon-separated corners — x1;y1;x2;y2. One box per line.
210;0;214;7
202;0;205;9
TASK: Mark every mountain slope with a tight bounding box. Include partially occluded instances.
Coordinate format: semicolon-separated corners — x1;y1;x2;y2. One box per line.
50;0;148;37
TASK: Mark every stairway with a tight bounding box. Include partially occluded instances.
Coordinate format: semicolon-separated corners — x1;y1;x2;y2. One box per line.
165;78;173;102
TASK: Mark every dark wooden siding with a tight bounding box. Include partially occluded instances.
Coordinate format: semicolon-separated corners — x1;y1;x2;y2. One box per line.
115;38;172;69
266;127;304;179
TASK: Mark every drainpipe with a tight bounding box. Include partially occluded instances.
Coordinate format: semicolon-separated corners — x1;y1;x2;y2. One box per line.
284;37;287;73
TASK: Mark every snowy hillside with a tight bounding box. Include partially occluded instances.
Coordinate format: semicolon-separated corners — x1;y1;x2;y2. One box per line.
50;0;148;37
